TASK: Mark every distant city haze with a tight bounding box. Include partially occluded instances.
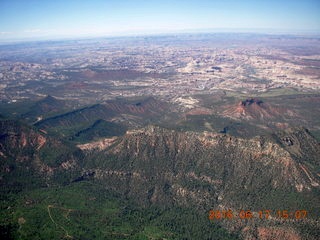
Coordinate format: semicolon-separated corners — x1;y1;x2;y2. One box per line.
0;0;320;41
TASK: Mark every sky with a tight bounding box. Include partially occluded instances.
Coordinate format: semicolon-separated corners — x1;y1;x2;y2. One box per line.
0;0;319;41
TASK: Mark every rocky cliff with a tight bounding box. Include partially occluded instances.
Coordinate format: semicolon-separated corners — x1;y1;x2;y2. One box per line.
1;120;319;239
79;125;320;239
83;126;319;208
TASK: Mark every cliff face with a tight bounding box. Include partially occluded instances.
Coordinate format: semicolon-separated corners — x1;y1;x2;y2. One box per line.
2;120;319;239
222;98;289;121
83;126;320;208
80;125;320;239
0;120;82;189
0;120;46;157
2;120;319;208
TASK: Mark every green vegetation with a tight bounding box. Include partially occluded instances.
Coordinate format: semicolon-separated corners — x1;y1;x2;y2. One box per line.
0;182;239;240
176;114;267;138
1;91;320;239
70;119;127;143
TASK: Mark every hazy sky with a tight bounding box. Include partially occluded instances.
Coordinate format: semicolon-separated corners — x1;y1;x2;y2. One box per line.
0;0;319;41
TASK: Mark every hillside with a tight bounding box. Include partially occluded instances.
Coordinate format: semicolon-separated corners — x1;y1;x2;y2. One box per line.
1;120;320;239
80;125;320;239
0;120;83;190
21;95;69;122
34;96;170;138
84;126;319;204
222;98;291;121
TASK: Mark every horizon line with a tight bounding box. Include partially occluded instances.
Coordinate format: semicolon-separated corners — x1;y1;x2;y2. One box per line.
1;28;320;44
